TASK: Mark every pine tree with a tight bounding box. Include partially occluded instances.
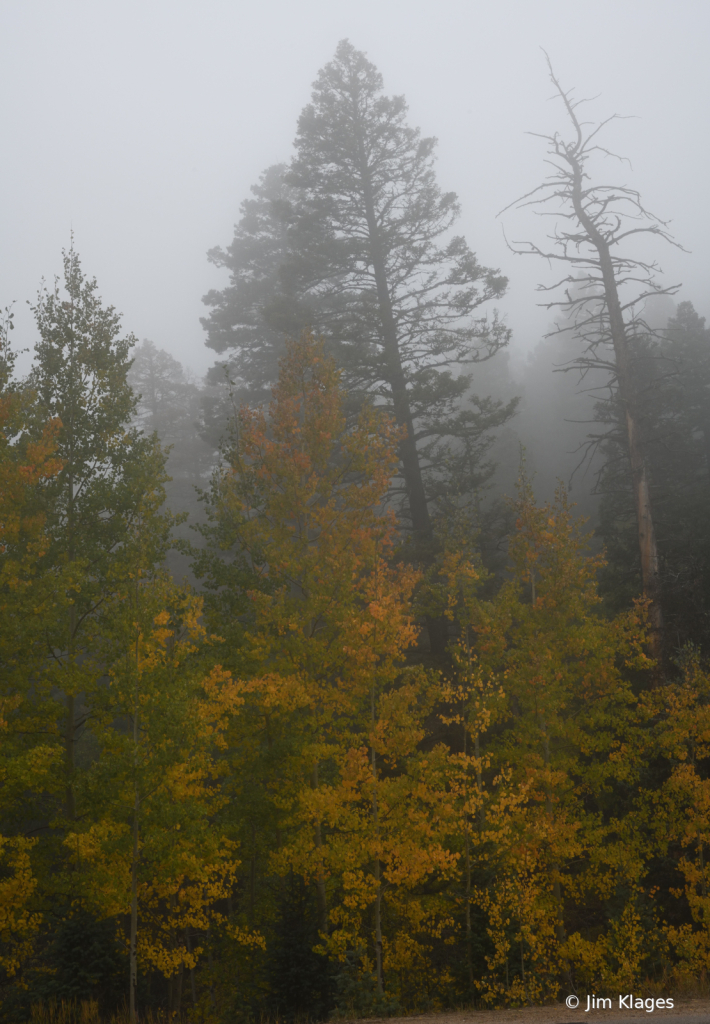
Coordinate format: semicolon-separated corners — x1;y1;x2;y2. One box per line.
202;42;515;556
596;301;710;650
201;164;303;411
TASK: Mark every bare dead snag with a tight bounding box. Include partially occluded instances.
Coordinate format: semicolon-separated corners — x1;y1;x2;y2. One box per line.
500;55;686;665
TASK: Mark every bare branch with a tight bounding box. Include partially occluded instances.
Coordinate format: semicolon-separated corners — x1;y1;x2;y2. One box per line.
502;56;688;650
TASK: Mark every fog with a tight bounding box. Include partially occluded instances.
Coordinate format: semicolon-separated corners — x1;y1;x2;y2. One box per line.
2;0;708;377
6;9;710;1004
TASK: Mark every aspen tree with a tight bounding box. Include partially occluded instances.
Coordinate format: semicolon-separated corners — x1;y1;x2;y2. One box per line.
27;248;172;825
65;570;245;1021
204;333;457;1004
470;480;651;1001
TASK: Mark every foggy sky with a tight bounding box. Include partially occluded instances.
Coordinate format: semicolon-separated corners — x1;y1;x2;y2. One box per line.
2;0;708;377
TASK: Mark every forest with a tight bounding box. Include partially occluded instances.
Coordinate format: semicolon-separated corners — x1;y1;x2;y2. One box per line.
2;39;710;1023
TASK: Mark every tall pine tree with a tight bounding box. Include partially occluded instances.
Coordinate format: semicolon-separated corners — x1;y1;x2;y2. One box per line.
202;41;515;555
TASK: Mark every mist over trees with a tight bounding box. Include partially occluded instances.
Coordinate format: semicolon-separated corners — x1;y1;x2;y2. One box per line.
3;41;710;1023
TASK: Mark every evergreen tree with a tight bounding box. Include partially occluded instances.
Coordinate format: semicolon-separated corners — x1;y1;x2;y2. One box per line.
597;301;710;650
267;876;333;1021
201;164;302;412
41;911;125;1011
202;41;515;554
661;302;710;476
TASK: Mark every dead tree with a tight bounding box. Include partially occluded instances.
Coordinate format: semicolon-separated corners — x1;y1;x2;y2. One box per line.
502;56;684;660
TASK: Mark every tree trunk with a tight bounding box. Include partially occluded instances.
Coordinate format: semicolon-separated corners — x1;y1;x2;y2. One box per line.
311;764;329;935
464;720;474;998
130;786;139;1024
356;147;432;549
542;719;570;1001
171;963;183;1018
185;928;197;1007
474;729;484;829
249;823;256;923
353;128;450;655
373;855;383;996
370;681;384;996
130;662;140;1024
64;693;76;821
464;828;473;997
207;930;216;1009
64;594;77;821
570;169;663;658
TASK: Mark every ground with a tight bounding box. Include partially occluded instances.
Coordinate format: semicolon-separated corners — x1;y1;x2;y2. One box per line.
350;1001;710;1024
